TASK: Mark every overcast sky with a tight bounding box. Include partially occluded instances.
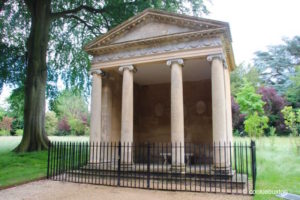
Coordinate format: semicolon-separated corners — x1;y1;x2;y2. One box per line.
1;0;300;107
207;0;300;64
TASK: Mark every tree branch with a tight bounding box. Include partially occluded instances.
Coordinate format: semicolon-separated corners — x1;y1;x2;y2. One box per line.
63;15;100;37
50;5;106;20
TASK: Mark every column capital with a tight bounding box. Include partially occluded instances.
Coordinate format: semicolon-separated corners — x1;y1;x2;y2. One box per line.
119;65;137;73
207;54;228;69
89;69;106;77
207;54;224;62
166;58;184;67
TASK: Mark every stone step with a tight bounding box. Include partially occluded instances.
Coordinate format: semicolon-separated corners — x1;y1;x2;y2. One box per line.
57;169;248;189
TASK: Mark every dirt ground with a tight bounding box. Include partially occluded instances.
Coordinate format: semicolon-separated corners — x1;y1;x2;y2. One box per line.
0;180;253;200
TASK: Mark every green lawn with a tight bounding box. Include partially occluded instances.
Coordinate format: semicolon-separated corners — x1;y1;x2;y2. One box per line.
235;137;300;199
0;136;299;200
0;136;88;188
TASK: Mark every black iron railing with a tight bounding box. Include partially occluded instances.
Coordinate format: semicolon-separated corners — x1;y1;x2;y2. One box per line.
47;141;257;195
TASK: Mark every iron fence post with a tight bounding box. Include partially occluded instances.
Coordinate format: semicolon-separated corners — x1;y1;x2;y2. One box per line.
117;142;121;186
250;140;256;193
47;141;51;179
147;143;150;188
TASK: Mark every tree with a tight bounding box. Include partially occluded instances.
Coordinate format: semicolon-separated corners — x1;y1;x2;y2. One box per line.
236;80;269;137
257;86;287;134
281;106;299;136
285;36;300;64
0;116;13;132
50;90;88;120
1;1;209;152
236;80;265;116
51;89;89;136
6;86;25;132
254;36;300;94
230;63;261;97
45;111;58;136
231;96;246;134
286;66;300;108
244;112;269;138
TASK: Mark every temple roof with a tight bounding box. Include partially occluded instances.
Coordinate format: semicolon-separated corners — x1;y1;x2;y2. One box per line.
84;9;235;70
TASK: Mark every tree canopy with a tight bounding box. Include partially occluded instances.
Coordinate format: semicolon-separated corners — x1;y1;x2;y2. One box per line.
254;36;300;93
0;0;209;152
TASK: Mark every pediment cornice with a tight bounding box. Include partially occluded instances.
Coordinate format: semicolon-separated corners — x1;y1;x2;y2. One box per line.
88;27;227;55
84;9;231;54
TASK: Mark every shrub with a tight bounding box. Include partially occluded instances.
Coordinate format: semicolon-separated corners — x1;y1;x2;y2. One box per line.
68;117;86;136
269;126;276;137
257;86;287;134
0;129;10;136
15;129;23;136
0;116;13;131
281;106;299;136
57;117;71;135
236;80;265;115
244;112;269;138
45;111;58;135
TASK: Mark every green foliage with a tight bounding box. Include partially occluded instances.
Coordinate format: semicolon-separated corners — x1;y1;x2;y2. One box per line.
15;129;23;136
6;86;24;131
50;89;89;136
244;112;269;138
286;66;300;108
231;63;261;96
254;36;300;93
236;80;265;115
0;129;10;136
281;106;299;136
51;90;88;120
235;137;300;199
1;0;209;96
45;111;58;136
0;107;6;120
68;117;88;136
269;126;276;137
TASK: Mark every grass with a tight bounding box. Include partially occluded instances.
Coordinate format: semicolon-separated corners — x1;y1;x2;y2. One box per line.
0;136;299;200
235;137;300;199
0;136;88;188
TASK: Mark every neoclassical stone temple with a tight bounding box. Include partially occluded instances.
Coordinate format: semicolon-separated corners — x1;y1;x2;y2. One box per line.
84;9;235;168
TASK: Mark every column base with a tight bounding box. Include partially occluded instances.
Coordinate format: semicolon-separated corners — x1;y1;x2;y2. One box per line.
171;164;185;173
213;165;232;175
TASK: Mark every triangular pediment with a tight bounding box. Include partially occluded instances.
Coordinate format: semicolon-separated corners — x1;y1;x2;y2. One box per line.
111;21;198;44
84;9;230;51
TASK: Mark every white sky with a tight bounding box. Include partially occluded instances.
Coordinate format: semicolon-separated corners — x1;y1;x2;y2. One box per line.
206;0;300;64
1;0;300;106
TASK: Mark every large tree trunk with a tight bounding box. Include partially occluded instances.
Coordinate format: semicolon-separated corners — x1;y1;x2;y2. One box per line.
15;0;51;152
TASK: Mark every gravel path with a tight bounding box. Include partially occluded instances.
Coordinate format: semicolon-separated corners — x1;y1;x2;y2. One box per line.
0;180;252;200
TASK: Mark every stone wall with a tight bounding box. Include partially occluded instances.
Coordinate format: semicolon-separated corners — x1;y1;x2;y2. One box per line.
134;79;212;145
100;71;212;145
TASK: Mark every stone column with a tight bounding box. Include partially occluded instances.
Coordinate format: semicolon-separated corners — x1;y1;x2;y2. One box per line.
166;59;185;169
101;79;112;162
90;69;105;163
224;68;233;144
90;69;105;144
208;54;230;171
119;65;136;166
